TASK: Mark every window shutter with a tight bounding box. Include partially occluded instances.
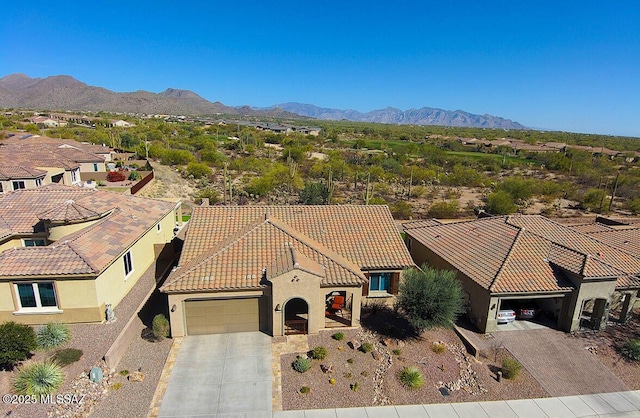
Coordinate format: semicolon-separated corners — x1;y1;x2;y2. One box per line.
362;272;369;297
391;272;400;295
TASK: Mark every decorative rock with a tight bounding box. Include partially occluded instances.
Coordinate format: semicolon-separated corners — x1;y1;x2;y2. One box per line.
372;351;382;361
397;339;406;348
320;364;334;374
128;371;145;382
382;338;393;347
348;340;360;350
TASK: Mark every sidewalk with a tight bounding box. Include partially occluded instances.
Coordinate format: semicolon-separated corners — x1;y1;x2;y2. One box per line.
273;390;640;417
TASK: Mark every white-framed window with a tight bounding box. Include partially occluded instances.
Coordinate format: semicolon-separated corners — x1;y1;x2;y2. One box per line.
23;239;46;247
35;178;43;187
157;223;162;233
123;251;134;277
0;182;3;193
93;163;99;171
71;168;79;183
12;181;26;190
14;282;60;313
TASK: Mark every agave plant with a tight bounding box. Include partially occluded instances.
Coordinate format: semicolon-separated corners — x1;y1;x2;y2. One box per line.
36;323;70;350
14;360;64;396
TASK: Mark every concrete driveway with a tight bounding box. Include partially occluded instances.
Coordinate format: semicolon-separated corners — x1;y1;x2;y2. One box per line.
158;332;272;417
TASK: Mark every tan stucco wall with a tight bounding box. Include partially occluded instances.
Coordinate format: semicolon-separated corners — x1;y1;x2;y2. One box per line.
0;238;24;253
79;161;105;173
95;209;176;310
561;277;618;332
167;290;267;337
0;278;103;324
47;218;103;242
0;178;42;192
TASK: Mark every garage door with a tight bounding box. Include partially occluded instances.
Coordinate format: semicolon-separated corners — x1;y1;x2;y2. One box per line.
185;298;260;335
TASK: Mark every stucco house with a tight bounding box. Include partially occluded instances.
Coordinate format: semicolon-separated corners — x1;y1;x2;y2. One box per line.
404;215;640;333
161;205;414;337
0;166;47;193
0;184;182;325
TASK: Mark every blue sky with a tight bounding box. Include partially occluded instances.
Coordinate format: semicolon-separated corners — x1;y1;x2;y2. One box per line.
2;1;639;137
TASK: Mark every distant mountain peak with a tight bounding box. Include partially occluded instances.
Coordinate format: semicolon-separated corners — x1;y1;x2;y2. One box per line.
159;88;203;100
272;102;526;129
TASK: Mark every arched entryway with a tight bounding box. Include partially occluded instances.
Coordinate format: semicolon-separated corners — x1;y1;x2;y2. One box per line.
284;297;308;335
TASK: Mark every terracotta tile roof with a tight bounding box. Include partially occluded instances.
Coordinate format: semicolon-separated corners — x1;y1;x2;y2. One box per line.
565;223;613;234
160;215;366;292
0;184;177;277
587;228;640;258
506;215;640;279
0;166;47;180
405;217;574;294
407;215;640;293
402;219;442;230
38;200;103;223
180;205;414;270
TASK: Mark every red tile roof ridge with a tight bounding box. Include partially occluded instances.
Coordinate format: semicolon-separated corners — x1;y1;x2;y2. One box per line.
266;215;365;280
489;226;525;292
290;246;326;278
161;216;268;291
54;240;99;273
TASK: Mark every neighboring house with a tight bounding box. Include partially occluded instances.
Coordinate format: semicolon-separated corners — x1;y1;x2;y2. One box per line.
161;205;414;337
404;215;640;334
0;166;47;193
29;116;68;128
0;184;182;325
0;133;112;185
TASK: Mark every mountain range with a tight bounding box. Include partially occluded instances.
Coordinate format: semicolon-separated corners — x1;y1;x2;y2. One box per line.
0;74;526;129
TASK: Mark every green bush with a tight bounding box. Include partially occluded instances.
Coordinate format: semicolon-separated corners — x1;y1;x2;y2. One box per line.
14;360;64;396
51;348;82;367
37;323;71;350
399;366;424;389
300;386;310;394
359;342;373;353
310;346;328;360
128;171;140;181
346;358;354;364
393;349;402;356
501;358;522;379
292;357;311;373
621;339;640;361
351;381;359;391
152;314;170;340
332;332;344;341
0;321;37;369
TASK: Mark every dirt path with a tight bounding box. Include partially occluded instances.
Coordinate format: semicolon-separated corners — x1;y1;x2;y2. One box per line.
137;162;196;212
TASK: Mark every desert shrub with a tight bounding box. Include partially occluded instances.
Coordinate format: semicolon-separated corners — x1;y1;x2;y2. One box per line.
428;200;459;218
0;321;37;369
351;381;359;391
51;348;82;366
106;171;126;182
186;161;211;179
13;360;64;396
152;314;170;340
329;377;336;385
310;346;328;360
343;372;352;378
292;357;311;373
110;382;122;390
332;332;344;341
621;339;640;361
119;369;130;376
501;358;522;379
361;370;369;377
36;322;70;350
399;366;424;389
300;385;310;394
431;342;446;354
128;171;140;181
359;342;373;353
346;358;354;364
393;349;402;356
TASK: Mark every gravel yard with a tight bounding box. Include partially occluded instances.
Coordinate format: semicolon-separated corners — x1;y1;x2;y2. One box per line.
571;309;640;390
0;263;171;418
281;308;548;411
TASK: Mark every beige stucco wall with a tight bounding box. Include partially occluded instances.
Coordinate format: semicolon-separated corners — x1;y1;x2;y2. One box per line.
0;238;25;253
79;161;106;173
560;277;618;332
0;178;42;192
0;278;103;324
47;218;104;242
37;167;66;185
94;209;176;311
270;270;323;336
